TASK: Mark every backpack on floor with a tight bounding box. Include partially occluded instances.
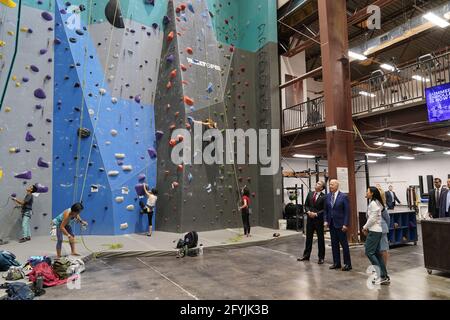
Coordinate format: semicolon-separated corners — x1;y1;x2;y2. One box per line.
2;266;25;281
52;258;72;279
176;231;198;249
0;250;21;272
28;262;68;287
0;282;34;300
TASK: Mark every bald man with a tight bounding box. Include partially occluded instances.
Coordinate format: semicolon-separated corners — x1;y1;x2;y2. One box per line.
324;180;352;271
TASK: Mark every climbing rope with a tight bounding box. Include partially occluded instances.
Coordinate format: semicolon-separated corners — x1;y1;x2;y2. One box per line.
0;0;22;112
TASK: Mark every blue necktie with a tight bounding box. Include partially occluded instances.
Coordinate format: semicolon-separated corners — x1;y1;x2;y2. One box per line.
331;193;335;207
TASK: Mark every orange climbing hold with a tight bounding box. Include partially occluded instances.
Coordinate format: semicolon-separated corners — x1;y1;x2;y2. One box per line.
183;96;194;106
170;69;177;78
174;111;180;117
186;47;193;55
167;31;174;42
169;139;177;147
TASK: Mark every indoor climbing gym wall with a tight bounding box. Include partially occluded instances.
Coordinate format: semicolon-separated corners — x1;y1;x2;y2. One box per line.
154;0;281;233
0;0;281;238
0;0;164;237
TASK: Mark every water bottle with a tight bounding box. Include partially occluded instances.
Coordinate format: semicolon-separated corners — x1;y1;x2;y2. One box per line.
199;244;203;256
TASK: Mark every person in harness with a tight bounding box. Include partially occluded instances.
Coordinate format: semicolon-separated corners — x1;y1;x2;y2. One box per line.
239;187;251;237
143;185;158;237
12;184;37;243
52;203;88;258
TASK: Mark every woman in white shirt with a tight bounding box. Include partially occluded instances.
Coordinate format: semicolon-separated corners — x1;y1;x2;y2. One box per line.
363;187;390;285
143;185;158;237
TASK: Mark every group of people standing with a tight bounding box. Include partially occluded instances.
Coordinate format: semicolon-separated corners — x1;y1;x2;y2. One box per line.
298;179;391;285
428;177;450;218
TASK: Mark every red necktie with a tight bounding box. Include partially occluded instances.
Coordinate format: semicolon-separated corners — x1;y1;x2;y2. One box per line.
313;192;317;204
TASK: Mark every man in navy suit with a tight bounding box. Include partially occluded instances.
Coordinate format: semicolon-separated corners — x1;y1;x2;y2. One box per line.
324;179;352;271
385;185;401;210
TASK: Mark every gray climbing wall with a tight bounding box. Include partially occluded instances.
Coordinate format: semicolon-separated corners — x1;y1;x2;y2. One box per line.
154;0;281;233
0;4;54;239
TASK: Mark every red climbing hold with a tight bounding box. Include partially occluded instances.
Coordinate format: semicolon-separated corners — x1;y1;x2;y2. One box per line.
186;47;193;55
176;6;181;13
177;165;183;172
177;135;184;142
180;3;186;11
184;96;194;106
182;80;189;85
172;181;179;188
180;64;187;71
170;69;177;78
169;124;176;130
174;111;180;117
166;81;172;89
230;45;235;52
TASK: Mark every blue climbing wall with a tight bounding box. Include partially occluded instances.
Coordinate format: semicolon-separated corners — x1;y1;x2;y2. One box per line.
52;0;157;235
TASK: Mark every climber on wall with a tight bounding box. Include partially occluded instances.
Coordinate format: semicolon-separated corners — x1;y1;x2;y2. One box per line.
12;184;37;243
143;184;158;237
52;203;88;258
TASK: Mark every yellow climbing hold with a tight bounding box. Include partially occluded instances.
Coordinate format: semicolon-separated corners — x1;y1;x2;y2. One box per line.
0;168;3;181
9;147;17;153
4;107;11;112
0;0;17;8
0;41;6;47
20;27;29;33
7;31;14;36
15;82;21;87
11;75;17;81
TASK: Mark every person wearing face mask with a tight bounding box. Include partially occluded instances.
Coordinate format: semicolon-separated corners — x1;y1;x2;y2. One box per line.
298;181;326;264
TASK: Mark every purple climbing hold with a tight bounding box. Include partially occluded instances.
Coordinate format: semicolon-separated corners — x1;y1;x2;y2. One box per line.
22;77;29;83
166;54;175;63
54;38;61;45
45;75;52;81
163;16;171;25
34;88;46;99
46;119;52;123
34;183;49;193
155;130;164;140
37;157;50;168
41;12;53;21
135;184;147;196
40;49;48;55
27;29;33;34
60;9;67;14
134;95;141;103
148;148;157;159
138;174;146;182
145;0;155;5
25;132;36;142
152;23;158;29
15;171;32;180
35;105;43;110
11;193;17;198
30;65;39;72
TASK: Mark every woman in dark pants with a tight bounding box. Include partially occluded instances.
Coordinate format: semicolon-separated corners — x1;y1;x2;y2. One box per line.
239;187;251;237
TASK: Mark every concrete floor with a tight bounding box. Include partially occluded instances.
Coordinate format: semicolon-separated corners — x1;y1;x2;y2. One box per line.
36;232;450;300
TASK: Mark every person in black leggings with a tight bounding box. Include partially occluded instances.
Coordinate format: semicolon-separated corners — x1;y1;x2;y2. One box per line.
239;187;251;237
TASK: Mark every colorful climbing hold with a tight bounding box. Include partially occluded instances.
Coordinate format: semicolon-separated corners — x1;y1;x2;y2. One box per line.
15;170;32;180
184;96;194;106
186;47;194;55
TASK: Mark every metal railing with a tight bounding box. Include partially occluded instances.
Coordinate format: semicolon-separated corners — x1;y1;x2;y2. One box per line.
283;51;450;134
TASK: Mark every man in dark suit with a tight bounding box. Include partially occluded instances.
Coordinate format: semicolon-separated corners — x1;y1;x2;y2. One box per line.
428;178;443;218
298;181;326;264
385;185;401;210
438;178;450;218
324;179;352;271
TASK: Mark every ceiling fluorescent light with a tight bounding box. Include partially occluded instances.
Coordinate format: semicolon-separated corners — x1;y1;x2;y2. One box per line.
359;160;377;163
366;153;386;157
397;156;415;160
444;151;450;155
374;142;400;148
423;12;450;28
380;64;395;72
359;91;376;97
412;75;430;82
293;154;315;159
412;147;434;152
349;51;367;61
